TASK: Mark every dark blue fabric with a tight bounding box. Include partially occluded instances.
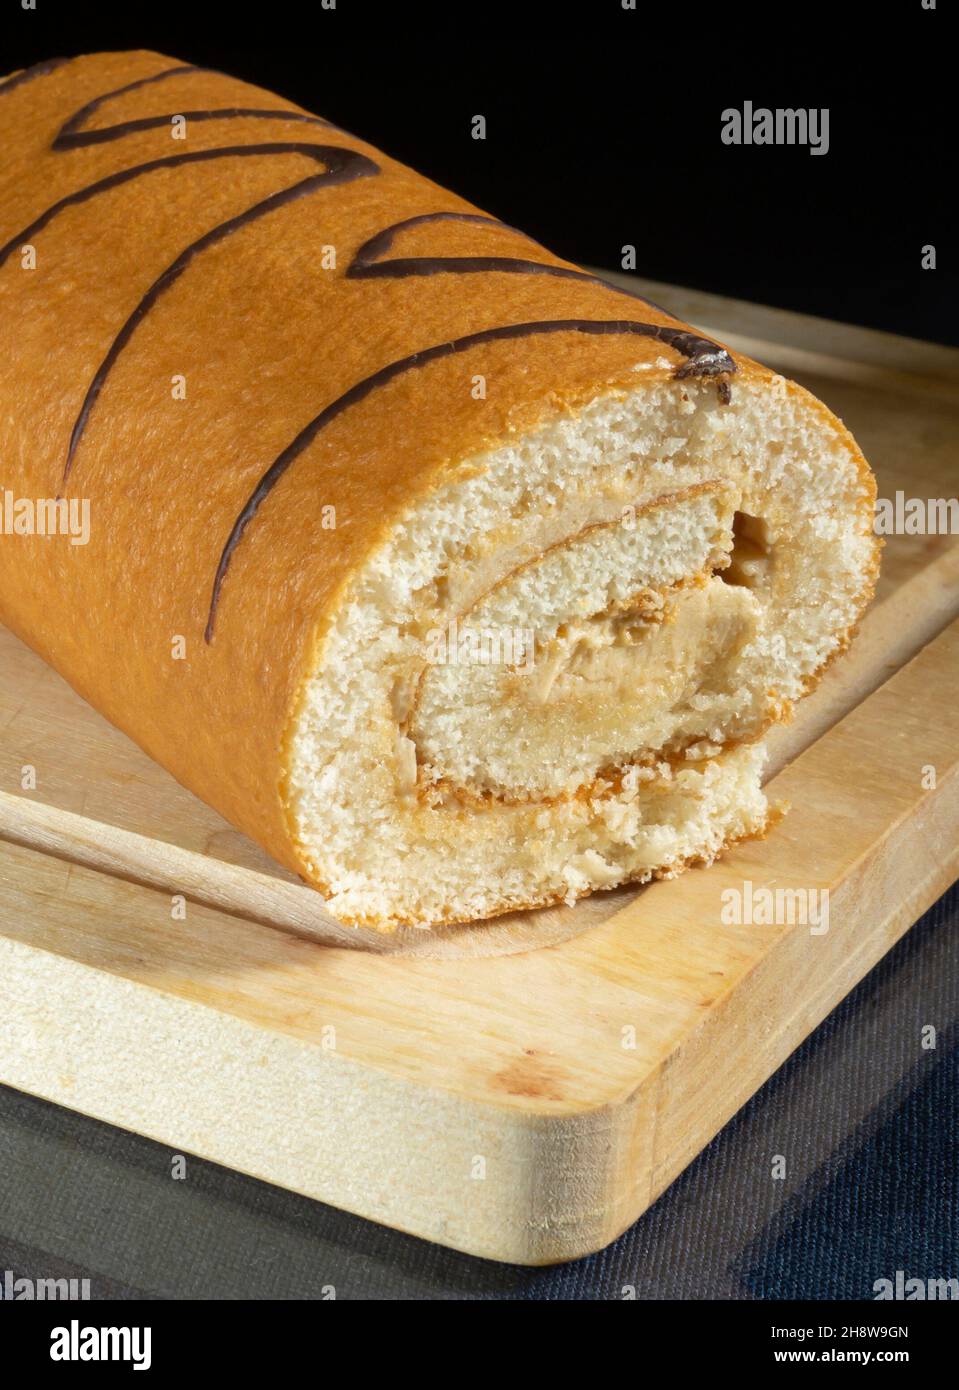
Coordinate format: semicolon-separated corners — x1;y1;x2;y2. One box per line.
739;1040;958;1300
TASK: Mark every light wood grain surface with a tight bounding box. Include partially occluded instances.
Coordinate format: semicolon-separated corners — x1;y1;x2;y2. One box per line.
0;284;956;1262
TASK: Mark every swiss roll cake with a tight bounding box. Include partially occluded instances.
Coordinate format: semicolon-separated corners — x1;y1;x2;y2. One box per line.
0;52;879;929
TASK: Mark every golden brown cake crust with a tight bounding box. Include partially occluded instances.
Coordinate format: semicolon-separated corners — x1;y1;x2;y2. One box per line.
0;52;874;892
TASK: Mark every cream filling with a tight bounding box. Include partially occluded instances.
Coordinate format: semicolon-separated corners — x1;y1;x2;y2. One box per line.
407;486;774;801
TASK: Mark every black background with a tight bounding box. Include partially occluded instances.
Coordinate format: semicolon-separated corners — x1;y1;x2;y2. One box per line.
0;0;956;1308
1;0;953;345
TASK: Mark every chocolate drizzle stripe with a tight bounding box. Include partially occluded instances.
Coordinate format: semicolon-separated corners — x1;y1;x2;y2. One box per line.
56;145;378;484
205;317;734;641
56;106;334;149
52;64;333;148
0;57;72;97
0;142;372;274
348;210;673;315
54;64;199;139
0;64;367;484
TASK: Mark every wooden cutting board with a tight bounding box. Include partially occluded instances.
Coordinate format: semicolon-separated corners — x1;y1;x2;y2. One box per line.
1;279;957;1263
